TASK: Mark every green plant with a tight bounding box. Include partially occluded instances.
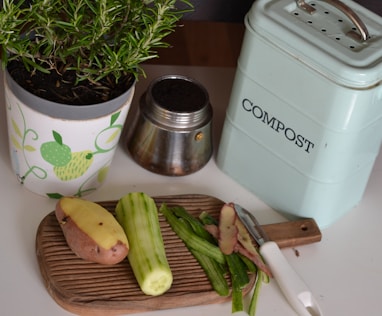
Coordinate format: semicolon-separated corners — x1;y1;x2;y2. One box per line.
0;0;192;102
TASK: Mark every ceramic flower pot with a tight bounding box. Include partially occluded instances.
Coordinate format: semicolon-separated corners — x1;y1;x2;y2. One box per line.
4;70;135;198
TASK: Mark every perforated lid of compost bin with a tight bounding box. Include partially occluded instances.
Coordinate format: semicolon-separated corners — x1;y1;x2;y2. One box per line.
247;0;382;88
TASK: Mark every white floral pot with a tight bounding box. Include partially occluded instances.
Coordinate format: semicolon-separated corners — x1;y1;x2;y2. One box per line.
4;70;134;198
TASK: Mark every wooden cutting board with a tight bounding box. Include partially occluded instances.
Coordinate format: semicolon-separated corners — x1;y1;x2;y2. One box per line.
35;194;321;316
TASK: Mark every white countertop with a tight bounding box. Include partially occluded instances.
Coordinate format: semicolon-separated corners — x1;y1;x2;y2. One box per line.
1;64;381;316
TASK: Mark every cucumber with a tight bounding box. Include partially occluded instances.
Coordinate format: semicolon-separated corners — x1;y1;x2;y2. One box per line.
115;192;173;296
159;204;225;264
248;270;265;316
177;217;230;296
189;247;230;296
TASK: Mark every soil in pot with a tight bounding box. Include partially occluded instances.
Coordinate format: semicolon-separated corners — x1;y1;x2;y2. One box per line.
7;61;135;105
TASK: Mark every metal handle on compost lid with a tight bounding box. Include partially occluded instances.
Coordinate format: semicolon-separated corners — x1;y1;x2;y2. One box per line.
296;0;370;41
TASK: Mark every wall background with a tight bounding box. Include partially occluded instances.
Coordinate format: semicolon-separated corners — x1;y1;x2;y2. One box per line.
178;0;381;22
179;0;254;22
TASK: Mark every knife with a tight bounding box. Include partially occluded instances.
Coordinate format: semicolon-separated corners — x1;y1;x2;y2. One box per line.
234;204;323;316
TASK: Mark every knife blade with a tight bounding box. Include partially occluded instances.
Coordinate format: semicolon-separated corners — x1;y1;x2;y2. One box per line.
234;204;323;316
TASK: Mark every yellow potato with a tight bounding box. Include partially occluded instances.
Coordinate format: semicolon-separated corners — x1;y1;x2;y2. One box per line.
55;196;129;264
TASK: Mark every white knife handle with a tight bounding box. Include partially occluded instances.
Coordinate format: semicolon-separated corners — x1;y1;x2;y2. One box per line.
260;241;323;316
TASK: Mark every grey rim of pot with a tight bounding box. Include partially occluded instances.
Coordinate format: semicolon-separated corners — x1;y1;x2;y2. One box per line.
5;69;135;120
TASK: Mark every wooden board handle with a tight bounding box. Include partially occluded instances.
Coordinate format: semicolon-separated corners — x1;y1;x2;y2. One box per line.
262;218;322;248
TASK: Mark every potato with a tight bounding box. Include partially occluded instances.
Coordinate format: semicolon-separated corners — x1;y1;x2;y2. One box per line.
55;196;129;264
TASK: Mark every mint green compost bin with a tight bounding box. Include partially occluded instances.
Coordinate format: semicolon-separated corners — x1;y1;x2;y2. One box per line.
217;0;382;228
